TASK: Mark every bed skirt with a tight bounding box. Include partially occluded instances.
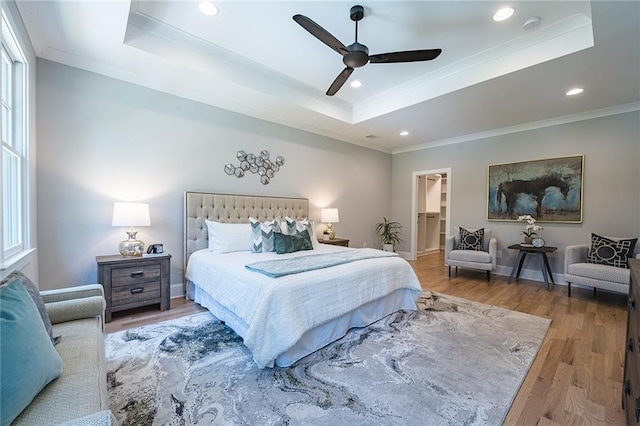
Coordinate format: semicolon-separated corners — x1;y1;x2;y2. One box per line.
187;280;418;368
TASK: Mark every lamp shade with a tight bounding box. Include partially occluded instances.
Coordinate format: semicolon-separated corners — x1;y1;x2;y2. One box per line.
112;202;151;227
321;208;339;223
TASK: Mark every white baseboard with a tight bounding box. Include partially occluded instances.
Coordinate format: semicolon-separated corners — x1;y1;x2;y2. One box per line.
494;265;566;286
170;282;185;299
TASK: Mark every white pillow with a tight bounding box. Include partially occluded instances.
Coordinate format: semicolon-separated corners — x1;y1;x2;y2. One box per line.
205;220;253;254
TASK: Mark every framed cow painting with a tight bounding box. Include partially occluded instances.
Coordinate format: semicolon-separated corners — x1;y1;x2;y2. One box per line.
487;155;584;223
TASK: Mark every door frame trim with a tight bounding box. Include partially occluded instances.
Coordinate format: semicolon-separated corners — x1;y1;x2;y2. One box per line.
410;167;452;261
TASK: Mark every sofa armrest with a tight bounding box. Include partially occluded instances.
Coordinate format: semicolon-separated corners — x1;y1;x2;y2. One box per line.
41;284;106;325
40;284;104;304
45;296;105;325
58;410;118;426
565;244;589;273
444;235;455;264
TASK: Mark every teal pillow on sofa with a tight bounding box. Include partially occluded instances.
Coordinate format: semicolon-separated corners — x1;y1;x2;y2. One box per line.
0;279;63;426
0;270;55;343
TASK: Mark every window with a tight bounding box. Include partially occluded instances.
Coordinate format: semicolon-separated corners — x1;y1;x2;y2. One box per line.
1;11;28;262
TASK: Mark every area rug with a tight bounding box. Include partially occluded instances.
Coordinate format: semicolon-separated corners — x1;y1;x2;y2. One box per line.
105;291;550;425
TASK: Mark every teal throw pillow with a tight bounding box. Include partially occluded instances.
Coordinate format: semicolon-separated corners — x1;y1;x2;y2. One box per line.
274;230;313;254
0;279;63;426
0;270;55;343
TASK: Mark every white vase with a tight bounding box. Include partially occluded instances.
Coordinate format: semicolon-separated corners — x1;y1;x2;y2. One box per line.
382;243;394;252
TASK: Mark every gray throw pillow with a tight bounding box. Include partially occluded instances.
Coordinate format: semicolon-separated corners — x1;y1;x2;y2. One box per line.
1;271;55;344
249;218;279;253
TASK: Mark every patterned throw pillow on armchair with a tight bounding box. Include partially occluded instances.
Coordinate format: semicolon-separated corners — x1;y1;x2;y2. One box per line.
457;227;484;251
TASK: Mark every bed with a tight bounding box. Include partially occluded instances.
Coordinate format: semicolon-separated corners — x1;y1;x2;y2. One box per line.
184;192;422;368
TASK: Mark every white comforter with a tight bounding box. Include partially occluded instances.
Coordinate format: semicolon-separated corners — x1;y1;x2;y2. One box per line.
185;244;422;368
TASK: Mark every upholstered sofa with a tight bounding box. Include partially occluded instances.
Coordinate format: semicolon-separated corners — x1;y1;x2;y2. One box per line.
445;227;497;282
2;275;116;425
565;240;640;297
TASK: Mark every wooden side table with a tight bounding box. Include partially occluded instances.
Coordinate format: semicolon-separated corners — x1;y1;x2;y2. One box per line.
96;254;171;322
319;238;350;247
507;244;557;290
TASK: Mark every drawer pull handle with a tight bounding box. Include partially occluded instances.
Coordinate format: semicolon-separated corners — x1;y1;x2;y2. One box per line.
130;287;144;294
630;299;636;310
628;338;635;353
131;271;144;278
625;380;632;396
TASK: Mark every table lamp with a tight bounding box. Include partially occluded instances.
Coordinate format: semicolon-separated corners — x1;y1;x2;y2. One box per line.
321;208;339;240
112;202;151;256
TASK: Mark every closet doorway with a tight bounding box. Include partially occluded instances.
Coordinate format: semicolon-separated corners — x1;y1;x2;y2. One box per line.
410;168;451;261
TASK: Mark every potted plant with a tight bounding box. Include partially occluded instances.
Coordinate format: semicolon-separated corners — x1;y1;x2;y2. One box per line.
517;214;543;244
375;218;403;252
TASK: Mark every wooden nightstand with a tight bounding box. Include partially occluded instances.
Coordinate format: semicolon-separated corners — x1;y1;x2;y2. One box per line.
96;254;171;322
319;238;350;247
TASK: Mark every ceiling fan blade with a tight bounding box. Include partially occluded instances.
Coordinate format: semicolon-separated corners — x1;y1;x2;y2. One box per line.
293;14;349;56
326;67;354;96
369;49;442;63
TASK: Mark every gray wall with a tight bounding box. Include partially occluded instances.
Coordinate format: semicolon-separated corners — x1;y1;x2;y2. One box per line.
36;59;391;291
392;111;640;281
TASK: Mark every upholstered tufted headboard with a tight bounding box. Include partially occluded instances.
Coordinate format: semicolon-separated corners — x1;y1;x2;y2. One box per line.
184;191;309;268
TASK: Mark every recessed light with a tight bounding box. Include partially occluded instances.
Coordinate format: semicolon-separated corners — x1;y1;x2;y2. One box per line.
350;80;362;88
566;88;584;96
400;131;409;136
493;7;515;22
199;1;218;16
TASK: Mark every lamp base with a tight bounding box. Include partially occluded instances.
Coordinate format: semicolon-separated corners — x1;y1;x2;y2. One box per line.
119;230;145;257
326;223;336;240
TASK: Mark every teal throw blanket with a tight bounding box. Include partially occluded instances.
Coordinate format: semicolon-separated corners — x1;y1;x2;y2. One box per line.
245;248;398;278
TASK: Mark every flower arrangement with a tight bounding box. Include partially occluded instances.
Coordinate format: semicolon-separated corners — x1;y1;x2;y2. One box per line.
517;215;543;237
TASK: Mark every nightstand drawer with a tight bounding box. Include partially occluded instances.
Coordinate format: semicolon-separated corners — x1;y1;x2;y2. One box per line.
111;281;161;308
112;264;161;287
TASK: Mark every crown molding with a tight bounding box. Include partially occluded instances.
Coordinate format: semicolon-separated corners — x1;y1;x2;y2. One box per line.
392;102;640;155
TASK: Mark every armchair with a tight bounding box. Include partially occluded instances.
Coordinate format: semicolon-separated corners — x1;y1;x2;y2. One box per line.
564;237;640;297
445;227;497;282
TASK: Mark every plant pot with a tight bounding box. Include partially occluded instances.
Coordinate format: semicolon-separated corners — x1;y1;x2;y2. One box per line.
382;243;394;252
523;236;533;244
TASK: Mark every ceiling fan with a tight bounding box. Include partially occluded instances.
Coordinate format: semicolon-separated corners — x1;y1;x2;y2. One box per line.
293;5;442;96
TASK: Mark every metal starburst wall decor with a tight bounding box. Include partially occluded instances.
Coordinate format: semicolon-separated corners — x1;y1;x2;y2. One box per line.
224;150;285;185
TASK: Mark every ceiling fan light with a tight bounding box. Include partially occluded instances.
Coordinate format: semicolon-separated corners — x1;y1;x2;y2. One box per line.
566;88;584;96
350;80;362;88
493;7;515;22
199;1;218;16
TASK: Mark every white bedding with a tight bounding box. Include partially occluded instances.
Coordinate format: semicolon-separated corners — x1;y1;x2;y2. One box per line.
185;244;422;368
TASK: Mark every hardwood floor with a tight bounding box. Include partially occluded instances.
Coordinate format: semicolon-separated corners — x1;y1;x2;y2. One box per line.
105;251;628;425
